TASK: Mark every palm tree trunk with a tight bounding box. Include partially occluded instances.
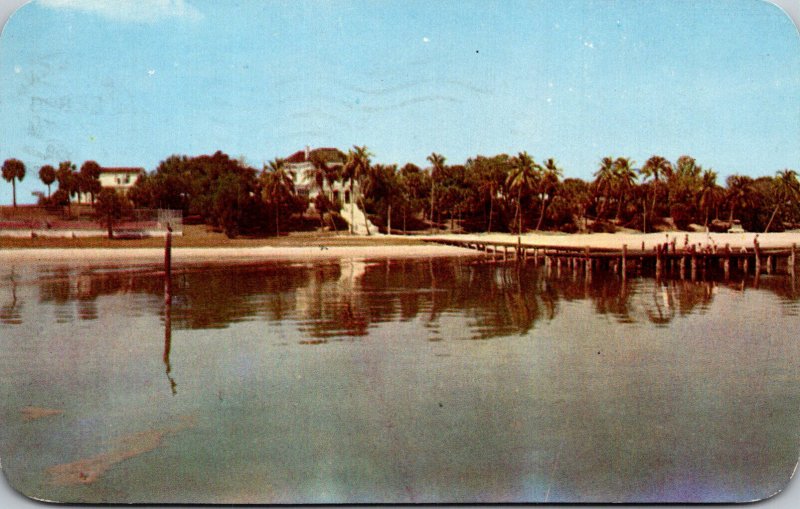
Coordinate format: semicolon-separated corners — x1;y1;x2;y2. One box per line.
517;187;523;235
765;204;781;233
650;186;658;223
359;196;370;236
11;180;16;208
276;208;280;237
430;183;435;233
536;197;546;231
47;184;51;198
596;191;606;222
387;204;391;235
349;180;355;234
488;196;494;233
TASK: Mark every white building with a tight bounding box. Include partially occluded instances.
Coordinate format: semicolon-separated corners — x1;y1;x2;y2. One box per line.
284;146;349;208
78;167;145;203
99;167;145;193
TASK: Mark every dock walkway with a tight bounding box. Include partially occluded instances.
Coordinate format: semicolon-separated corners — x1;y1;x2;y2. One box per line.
425;236;799;280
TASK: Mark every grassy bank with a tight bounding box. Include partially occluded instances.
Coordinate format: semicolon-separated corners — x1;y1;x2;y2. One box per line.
0;224;427;249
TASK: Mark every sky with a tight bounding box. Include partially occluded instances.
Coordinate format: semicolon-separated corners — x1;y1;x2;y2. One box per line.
0;0;799;204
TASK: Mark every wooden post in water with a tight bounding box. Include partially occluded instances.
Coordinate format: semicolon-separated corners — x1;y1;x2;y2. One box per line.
584;246;592;281
655;244;663;279
723;244;730;280
503;245;508;262
164;224;172;304
754;238;761;275
690;246;697;281
622;244;628;280
766;254;773;275
791;243;796;278
743;256;749;276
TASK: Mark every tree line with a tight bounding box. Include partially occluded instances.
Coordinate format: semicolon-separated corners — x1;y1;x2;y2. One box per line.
3;148;800;237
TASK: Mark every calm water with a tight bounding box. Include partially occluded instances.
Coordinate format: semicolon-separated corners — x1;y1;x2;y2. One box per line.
0;256;798;503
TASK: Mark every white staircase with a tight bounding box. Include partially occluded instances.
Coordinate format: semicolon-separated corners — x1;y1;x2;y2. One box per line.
340;202;380;235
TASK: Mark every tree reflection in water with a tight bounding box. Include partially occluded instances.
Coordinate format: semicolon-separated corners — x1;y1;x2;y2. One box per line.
1;258;795;340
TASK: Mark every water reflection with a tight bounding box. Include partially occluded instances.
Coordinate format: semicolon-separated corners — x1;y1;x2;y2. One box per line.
163;271;177;396
1;258;797;340
1;268;22;325
1;257;798;503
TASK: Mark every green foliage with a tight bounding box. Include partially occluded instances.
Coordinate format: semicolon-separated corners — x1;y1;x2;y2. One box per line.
130;151;269;237
13;147;800;236
95;188;133;238
669;203;692;231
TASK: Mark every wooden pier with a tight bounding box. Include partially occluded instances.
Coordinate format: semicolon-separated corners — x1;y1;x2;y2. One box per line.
425;237;798;281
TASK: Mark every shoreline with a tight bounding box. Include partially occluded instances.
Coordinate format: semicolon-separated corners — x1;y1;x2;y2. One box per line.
0;244;480;263
1;231;800;263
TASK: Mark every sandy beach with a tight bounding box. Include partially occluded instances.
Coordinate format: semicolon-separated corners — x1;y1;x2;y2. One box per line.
0;243;478;263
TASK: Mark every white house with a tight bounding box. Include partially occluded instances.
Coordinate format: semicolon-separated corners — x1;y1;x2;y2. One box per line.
78;167;145;203
283;146;349;207
99;167;145;193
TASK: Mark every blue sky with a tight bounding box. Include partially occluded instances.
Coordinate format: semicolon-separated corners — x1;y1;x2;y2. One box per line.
0;0;799;204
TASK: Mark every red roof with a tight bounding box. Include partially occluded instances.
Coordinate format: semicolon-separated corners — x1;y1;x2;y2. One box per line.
284;151;309;164
283;147;343;164
100;167;145;174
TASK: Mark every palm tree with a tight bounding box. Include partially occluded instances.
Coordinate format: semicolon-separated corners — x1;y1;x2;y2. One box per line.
506;151;539;234
343;145;373;235
79;160;102;204
304;153;328;228
261;158;296;236
613;157;637;222
427;152;446;232
640;155;672;230
669;155;702;210
764;169;800;232
697;169;721;227
56;161;77;212
535;158;562;231
2;158;26;208
475;163;499;233
725;174;754;223
39;165;56;198
593;157;615;221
